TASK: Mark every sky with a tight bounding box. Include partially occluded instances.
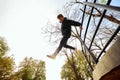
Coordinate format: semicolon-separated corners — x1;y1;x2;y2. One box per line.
0;0;72;80
0;0;120;80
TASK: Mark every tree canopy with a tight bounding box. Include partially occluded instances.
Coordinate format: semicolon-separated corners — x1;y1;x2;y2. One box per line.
61;51;92;80
0;37;46;80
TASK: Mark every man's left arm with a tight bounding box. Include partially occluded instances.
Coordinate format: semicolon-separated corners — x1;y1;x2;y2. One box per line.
68;20;83;30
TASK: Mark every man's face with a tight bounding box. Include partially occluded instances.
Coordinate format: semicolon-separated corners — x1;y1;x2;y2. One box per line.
58;17;64;23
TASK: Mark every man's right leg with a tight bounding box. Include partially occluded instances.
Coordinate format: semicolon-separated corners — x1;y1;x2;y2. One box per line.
53;36;68;55
47;36;68;59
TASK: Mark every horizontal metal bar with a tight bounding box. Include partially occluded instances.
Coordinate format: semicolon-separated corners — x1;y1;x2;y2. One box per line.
84;2;120;12
97;25;120;60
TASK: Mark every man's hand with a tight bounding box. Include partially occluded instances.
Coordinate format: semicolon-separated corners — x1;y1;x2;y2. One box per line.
80;25;83;30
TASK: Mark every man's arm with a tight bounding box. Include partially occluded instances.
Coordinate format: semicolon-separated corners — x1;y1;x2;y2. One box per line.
68;19;82;30
68;19;82;26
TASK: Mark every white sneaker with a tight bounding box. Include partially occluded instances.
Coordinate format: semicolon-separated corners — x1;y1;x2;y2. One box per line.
47;54;56;60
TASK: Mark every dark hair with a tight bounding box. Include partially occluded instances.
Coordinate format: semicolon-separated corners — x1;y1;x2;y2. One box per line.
57;14;64;18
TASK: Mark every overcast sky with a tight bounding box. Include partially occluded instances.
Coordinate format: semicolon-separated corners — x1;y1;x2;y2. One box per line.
0;0;72;80
0;0;120;80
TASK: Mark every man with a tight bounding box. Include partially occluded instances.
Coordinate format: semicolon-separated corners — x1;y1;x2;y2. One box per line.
47;14;82;59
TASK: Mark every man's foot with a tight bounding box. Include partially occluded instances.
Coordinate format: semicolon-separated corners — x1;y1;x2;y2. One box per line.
47;54;56;60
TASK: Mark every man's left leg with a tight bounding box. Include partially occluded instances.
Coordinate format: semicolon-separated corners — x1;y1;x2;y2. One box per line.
64;44;75;50
47;36;69;59
63;36;78;54
64;44;77;53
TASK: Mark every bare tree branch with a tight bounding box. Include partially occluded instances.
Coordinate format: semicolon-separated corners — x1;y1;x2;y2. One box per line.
80;8;120;24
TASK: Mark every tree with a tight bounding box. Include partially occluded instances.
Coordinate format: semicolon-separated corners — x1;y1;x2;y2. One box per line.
17;57;46;80
100;0;106;4
0;37;9;57
0;56;15;80
0;37;46;80
61;50;92;80
33;61;46;80
0;37;15;80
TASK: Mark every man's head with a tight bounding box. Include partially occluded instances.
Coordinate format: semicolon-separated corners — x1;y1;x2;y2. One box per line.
57;14;64;23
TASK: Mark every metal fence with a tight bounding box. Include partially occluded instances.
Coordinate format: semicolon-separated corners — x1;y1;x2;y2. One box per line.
77;0;120;72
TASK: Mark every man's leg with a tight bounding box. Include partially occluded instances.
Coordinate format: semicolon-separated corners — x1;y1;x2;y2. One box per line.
64;44;75;50
47;36;69;59
64;44;77;54
63;37;78;54
53;36;69;55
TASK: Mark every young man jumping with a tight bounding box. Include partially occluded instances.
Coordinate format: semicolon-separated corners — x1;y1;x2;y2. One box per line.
47;14;82;59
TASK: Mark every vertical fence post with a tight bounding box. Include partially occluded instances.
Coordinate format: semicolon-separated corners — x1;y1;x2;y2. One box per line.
84;0;97;43
80;0;88;37
89;0;112;50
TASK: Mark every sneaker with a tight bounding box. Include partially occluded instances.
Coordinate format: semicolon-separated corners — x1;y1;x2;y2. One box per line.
47;54;56;59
